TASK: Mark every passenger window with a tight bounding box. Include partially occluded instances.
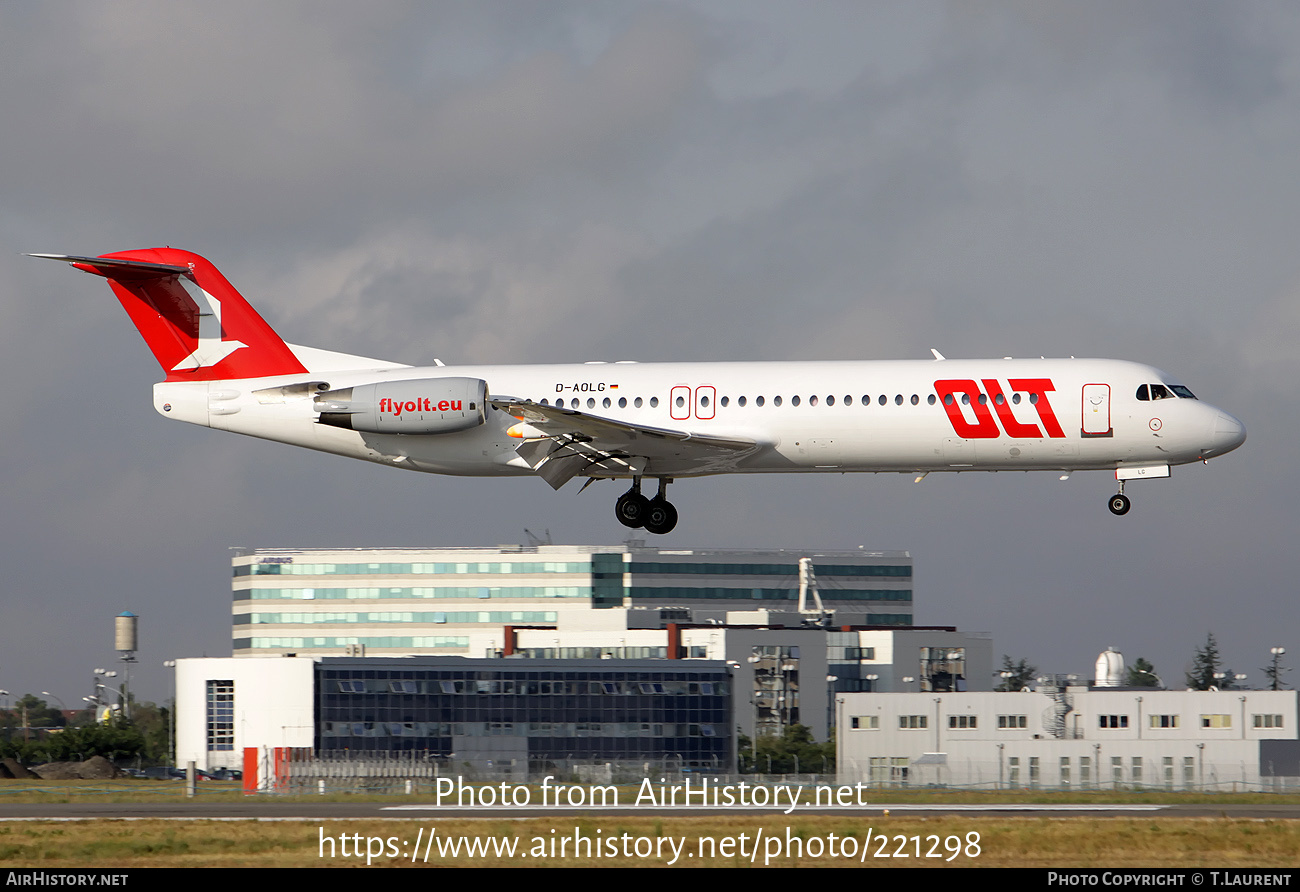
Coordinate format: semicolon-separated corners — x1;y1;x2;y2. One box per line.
540;398;549;406
635;397;643;408
827;395;836;406
878;395;887;406
774;396;783;407
861;395;870;406
587;398;596;408
994;393;1005;405
650;397;659;408
791;395;800;406
910;394;919;405
927;394;936;405
618;397;627;408
809;395;818;406
894;394;903;405
720;396;729;407
700;395;710;407
1012;393;1021;404
756;396;765;407
961;394;970;405
603;397;611;408
738;396;747;407
944;394;954;406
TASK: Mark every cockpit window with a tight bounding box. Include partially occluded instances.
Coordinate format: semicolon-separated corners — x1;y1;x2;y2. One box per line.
1149;384;1173;400
1136;384;1150;401
1167;384;1197;399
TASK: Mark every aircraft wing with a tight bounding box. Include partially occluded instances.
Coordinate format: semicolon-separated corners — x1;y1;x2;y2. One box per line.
489;397;761;489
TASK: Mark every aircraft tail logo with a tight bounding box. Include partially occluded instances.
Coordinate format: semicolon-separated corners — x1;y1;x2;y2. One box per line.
31;248;308;381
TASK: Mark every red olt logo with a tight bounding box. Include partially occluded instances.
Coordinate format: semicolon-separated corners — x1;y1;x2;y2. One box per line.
934;378;1065;439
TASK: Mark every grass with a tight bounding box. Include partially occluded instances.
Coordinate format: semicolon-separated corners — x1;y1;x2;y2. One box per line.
2;781;1299;867
3;778;1300;806
2;815;1299;867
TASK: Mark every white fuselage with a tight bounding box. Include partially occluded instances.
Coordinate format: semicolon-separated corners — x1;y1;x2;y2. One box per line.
152;357;1245;481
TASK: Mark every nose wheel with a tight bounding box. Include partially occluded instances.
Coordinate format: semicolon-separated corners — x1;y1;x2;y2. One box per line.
614;478;678;534
1108;482;1131;516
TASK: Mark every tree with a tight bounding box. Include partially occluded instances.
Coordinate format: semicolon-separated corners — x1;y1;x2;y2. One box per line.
129;701;173;764
1186;633;1223;691
744;724;834;774
40;721;145;764
13;695;65;731
1263;648;1291;692
1125;657;1160;687
995;655;1037;691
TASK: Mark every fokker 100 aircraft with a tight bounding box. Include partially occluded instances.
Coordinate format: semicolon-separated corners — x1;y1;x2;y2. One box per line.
33;248;1246;534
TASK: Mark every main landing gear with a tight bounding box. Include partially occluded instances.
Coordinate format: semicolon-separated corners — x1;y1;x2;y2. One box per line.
615;477;678;535
1108;481;1131;516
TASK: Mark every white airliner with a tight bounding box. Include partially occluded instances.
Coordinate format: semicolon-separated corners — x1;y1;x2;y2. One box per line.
33;248;1246;534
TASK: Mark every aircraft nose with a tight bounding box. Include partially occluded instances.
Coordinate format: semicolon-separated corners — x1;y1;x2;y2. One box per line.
1206;411;1246;457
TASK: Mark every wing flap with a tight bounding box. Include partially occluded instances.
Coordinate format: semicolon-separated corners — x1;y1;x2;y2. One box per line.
491;398;756;451
491;398;761;485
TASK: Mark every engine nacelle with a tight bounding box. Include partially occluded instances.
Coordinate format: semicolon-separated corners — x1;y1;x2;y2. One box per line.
314;378;488;434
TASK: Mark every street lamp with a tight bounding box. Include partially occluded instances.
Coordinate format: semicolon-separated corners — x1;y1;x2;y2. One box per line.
1135;668;1165;689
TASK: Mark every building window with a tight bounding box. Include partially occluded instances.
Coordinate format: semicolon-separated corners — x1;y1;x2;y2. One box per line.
1060;757;1071;787
206;680;235;752
899;715;928;729
1029;756;1040;788
997;714;1027;729
1008;756;1020;786
918;646;965;692
1080;756;1092;788
1200;714;1232;729
948;715;977;729
868;757;909;786
1253;714;1284;729
1149;714;1179;729
1163;756;1175;790
851;716;879;730
1131;757;1143;788
1112;756;1123;786
1098;714;1129;729
1183;757;1195;787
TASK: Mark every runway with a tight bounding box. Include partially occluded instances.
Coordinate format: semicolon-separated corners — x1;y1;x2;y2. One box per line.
1;801;1298;820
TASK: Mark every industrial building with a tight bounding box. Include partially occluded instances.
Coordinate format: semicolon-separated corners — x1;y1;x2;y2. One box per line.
169;543;997;771
178;620;990;770
231;544;915;658
175;656;732;774
836;685;1300;790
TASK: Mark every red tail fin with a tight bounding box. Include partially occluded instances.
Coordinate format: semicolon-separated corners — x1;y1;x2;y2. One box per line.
34;248;308;381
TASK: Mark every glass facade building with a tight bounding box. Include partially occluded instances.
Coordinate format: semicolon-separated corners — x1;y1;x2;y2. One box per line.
232;545;913;658
315;658;732;767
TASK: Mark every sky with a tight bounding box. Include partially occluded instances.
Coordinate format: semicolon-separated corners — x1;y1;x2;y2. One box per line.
1;1;1296;707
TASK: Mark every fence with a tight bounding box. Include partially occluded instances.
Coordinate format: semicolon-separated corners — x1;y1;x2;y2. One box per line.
837;754;1300;793
245;747;836;795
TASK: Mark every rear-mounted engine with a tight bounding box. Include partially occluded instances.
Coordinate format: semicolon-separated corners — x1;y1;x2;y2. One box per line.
314;378;487;434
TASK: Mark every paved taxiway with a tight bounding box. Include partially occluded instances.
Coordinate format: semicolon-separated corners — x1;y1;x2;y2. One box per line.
2;802;1299;820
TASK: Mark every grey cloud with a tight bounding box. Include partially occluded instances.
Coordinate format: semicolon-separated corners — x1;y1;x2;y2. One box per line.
3;1;1298;703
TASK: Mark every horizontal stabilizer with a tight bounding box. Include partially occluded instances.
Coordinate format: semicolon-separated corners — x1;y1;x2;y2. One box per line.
28;253;192;279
